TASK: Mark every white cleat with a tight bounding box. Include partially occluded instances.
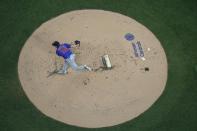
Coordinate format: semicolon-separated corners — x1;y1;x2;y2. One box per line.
57;70;67;74
84;65;92;71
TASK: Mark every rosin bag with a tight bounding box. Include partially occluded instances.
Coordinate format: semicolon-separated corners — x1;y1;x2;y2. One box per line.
102;55;112;69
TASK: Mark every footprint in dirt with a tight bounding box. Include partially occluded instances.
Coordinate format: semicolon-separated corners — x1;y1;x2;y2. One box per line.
83;78;90;86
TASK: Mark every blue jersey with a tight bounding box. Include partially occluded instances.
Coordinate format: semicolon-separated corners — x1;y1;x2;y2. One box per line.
56;43;73;59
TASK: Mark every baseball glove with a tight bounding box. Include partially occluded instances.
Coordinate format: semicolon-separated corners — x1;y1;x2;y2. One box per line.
74;40;80;46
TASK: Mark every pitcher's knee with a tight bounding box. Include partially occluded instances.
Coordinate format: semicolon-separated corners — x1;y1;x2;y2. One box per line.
71;65;86;71
70;65;78;71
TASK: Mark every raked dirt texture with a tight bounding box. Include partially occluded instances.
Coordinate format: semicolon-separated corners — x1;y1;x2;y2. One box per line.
18;9;167;128
0;0;197;131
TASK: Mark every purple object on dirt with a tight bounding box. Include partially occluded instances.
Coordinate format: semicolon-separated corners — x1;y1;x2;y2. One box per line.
125;33;135;41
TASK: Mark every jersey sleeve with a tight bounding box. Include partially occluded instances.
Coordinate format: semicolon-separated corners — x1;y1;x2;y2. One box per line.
56;50;61;56
63;43;71;48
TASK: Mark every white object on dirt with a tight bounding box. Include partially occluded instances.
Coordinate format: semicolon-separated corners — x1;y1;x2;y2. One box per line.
141;57;146;61
147;48;151;51
102;55;112;69
84;65;92;71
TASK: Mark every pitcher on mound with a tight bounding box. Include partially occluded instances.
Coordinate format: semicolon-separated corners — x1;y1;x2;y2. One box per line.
52;40;92;74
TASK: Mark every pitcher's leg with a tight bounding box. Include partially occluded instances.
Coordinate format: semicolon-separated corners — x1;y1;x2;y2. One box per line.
57;61;69;74
67;54;91;71
67;58;86;71
63;60;70;72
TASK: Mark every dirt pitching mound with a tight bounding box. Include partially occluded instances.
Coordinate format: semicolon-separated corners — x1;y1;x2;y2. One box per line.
18;10;168;128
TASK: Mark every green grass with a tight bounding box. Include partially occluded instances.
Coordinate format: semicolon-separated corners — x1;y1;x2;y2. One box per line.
0;0;197;131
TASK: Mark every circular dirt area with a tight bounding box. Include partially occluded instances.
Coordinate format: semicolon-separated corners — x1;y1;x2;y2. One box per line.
18;10;168;128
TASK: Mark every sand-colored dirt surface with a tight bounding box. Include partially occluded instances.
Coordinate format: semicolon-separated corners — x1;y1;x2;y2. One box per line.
18;10;168;128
